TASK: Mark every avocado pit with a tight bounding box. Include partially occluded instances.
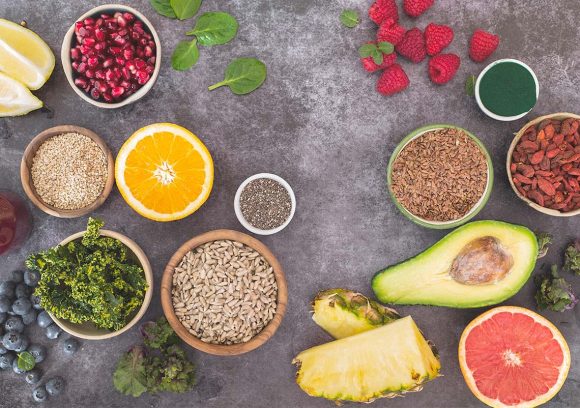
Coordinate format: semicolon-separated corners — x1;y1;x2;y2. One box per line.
450;237;513;285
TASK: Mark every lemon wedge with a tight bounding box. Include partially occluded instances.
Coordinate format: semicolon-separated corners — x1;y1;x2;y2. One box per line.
0;19;55;90
0;72;43;117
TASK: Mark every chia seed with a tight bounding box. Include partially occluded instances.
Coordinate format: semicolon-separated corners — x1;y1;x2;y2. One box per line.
240;178;292;230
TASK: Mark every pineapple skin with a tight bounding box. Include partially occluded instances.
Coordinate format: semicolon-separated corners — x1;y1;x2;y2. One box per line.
293;316;441;403
312;289;400;339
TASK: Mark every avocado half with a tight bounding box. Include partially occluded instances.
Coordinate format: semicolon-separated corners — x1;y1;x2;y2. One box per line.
372;220;538;308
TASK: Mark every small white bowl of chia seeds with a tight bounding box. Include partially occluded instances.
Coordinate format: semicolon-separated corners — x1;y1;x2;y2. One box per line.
234;173;296;235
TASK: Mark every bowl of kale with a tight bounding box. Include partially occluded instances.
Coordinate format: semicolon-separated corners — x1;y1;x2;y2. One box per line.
26;218;152;340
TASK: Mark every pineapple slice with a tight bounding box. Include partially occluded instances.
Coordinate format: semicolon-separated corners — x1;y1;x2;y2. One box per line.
293;316;440;402
312;289;399;338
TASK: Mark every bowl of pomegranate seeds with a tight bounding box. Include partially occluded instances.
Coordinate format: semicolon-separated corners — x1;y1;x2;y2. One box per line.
507;112;580;217
61;4;161;108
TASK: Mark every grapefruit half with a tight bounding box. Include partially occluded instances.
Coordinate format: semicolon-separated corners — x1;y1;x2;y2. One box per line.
458;306;570;408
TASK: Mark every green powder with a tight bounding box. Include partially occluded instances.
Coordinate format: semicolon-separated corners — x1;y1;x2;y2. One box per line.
479;62;537;117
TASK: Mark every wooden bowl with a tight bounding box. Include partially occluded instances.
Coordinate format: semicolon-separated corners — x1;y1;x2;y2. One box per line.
507;112;580;217
161;229;288;356
49;229;153;340
20;125;115;218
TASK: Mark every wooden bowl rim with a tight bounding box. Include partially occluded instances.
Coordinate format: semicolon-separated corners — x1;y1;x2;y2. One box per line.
161;229;288;356
506;112;580;217
48;229;153;340
20;125;115;218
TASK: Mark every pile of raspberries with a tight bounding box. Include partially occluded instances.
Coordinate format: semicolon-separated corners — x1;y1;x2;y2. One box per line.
364;0;500;96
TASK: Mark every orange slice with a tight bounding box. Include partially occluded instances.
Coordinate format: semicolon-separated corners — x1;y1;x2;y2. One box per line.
115;123;214;222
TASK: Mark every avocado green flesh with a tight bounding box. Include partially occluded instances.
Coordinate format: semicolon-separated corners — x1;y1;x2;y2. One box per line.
372;221;538;308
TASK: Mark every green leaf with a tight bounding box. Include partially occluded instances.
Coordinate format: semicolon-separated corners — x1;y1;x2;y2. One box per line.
170;0;202;20
113;346;149;397
171;39;200;71
377;42;394;54
186;12;238;46
371;49;383;65
208;58;267;95
465;74;476;97
339;9;359;28
17;352;35;372
141;317;180;349
150;0;176;18
534;265;578;312
563;240;580;275
535;231;552;259
358;43;377;58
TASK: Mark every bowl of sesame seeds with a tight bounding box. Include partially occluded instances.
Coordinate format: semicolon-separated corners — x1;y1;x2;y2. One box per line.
20;125;115;218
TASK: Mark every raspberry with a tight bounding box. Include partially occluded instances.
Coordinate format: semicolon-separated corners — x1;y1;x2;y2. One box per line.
377;18;406;46
403;0;434;18
369;0;399;25
377;64;409;95
424;23;454;56
428;53;461;84
361;51;397;72
395;28;426;63
469;29;499;62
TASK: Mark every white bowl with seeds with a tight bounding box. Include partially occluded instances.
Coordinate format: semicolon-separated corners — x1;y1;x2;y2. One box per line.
234;173;296;235
161;229;287;356
20;125;115;218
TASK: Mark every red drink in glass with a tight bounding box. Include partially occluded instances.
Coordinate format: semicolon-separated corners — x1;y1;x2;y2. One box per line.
0;190;32;255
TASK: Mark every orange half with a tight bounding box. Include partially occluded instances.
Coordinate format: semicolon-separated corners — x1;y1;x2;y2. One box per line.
115;123;214;222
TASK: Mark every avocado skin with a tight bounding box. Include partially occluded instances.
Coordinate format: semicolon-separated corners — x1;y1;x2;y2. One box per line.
371;220;538;308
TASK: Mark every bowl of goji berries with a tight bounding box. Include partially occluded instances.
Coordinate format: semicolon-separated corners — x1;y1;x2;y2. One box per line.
507;113;580;216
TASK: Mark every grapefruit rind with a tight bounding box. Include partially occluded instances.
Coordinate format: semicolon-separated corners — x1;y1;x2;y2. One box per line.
458;306;570;408
115;123;214;222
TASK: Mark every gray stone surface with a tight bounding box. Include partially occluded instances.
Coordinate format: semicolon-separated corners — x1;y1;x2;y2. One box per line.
1;0;579;407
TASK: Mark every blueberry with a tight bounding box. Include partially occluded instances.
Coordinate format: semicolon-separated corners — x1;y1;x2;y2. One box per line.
25;369;42;384
24;270;41;287
0;281;15;298
32;386;48;402
15;283;31;299
30;294;43;310
4;316;24;333
27;344;47;363
12;356;25;374
12;297;32;316
13;336;29;353
0;351;15;369
46;324;62;340
2;331;23;350
36;311;53;328
11;270;24;283
0;296;10;313
0;312;6;324
45;376;65;396
22;309;37;325
63;338;80;355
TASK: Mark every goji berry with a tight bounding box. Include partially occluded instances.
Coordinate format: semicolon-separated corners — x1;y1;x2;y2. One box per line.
530;150;545;164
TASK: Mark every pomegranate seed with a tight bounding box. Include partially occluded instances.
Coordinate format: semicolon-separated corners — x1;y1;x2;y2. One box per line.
121;67;131;80
79;45;91;55
87;56;99;68
136;70;150;85
115;56;125;66
84;17;95;25
77;62;87;73
117;16;127;27
96;81;108;93
103;58;114;68
145;65;154;74
106;21;118;30
109;46;122;55
134;59;146;69
139;38;148;46
105;69;117;81
134;25;144;35
131;31;140;41
102;92;113;102
83;37;96;47
78;27;88;37
123;12;135;22
148;40;155;49
114;12;122;18
95;18;104;27
107;80;118;89
94;28;105;41
125;60;136;73
120;80;130;89
123;49;133;60
144;46;153;57
85;69;94;78
111;86;125;98
135;49;145;58
147;57;156;65
114;36;127;46
72;61;79;70
70;48;81;60
95;70;106;80
74;77;87;87
90;87;100;99
94;42;106;51
75;21;83;32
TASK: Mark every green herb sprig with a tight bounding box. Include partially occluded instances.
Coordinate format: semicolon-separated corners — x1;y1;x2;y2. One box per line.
358;42;394;65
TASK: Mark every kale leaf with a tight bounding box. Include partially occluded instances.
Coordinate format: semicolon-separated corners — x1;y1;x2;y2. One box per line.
534;265;578;312
563;240;580;275
535;231;552;259
141;317;180;350
113;346;149;397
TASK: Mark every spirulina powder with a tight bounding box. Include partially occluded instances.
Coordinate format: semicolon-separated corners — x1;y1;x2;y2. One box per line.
479;62;537;117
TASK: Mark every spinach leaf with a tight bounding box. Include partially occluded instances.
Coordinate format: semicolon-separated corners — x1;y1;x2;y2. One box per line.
339;9;359;28
18;352;35;371
208;58;266;95
113;346;149;397
171;39;200;71
170;0;202;20
186;12;238;46
150;0;176;18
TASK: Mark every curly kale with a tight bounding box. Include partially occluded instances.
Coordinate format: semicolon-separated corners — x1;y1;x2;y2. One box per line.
535;231;552;259
113;318;196;397
27;217;148;331
535;265;578;312
563;240;580;275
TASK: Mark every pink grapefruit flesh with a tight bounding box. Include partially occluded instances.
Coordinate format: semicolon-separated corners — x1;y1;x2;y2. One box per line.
458;306;570;408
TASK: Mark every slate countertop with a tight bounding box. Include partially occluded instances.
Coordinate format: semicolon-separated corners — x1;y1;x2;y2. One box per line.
1;0;579;407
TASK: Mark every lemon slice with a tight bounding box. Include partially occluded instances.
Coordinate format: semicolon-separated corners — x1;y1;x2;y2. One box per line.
0;72;43;117
0;19;55;90
115;123;214;222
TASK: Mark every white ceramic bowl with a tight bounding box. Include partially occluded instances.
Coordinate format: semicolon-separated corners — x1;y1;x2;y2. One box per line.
234;173;296;235
475;58;539;121
61;4;161;109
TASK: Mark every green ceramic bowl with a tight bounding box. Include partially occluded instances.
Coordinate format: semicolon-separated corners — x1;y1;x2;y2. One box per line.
386;124;494;229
